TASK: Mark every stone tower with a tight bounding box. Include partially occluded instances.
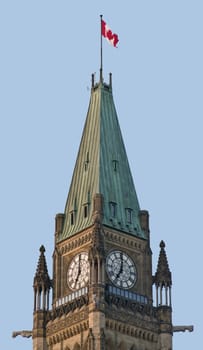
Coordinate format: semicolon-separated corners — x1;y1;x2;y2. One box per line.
13;72;193;349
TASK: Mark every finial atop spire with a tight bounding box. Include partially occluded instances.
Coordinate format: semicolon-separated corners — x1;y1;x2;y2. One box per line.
91;73;95;89
40;245;45;254
160;240;165;249
100;68;103;84
109;73;112;89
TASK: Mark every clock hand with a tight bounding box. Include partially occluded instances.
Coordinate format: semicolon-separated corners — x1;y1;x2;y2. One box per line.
78;254;81;275
74;255;81;287
116;253;123;278
120;252;123;273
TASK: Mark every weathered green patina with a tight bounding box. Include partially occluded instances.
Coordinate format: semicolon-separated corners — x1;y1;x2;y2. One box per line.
59;77;146;240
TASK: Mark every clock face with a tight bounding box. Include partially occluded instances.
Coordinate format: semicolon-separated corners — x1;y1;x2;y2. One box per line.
106;250;137;289
67;252;90;290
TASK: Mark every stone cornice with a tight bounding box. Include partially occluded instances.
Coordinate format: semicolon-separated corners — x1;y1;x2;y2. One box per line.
46;309;89;345
106;316;158;342
106;306;159;334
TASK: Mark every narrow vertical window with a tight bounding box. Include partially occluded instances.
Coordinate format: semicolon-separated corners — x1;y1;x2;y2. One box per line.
84;205;88;218
109;202;117;218
70;211;75;225
84;152;89;171
112;160;118;172
126;208;133;224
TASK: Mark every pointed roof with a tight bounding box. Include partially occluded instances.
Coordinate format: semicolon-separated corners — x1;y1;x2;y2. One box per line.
33;245;51;290
154;241;172;286
59;75;146;241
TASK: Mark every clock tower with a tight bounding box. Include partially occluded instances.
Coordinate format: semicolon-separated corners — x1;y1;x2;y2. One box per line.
13;71;193;349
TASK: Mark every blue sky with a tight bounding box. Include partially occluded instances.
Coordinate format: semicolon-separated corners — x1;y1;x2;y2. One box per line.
1;1;202;349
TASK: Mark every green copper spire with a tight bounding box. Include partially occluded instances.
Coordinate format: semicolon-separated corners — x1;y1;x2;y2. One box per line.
59;75;146;241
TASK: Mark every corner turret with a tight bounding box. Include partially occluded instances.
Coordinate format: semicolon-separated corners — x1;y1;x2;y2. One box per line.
33;246;52;350
154;240;172;307
154;241;172;350
33;245;52;311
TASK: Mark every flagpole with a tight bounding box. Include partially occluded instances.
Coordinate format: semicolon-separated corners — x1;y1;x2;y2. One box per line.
100;14;103;82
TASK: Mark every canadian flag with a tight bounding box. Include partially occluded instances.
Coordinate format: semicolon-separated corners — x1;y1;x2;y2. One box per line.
101;19;119;48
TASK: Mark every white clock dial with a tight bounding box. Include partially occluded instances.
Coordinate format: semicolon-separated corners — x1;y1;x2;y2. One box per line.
106;250;137;289
67;252;89;290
